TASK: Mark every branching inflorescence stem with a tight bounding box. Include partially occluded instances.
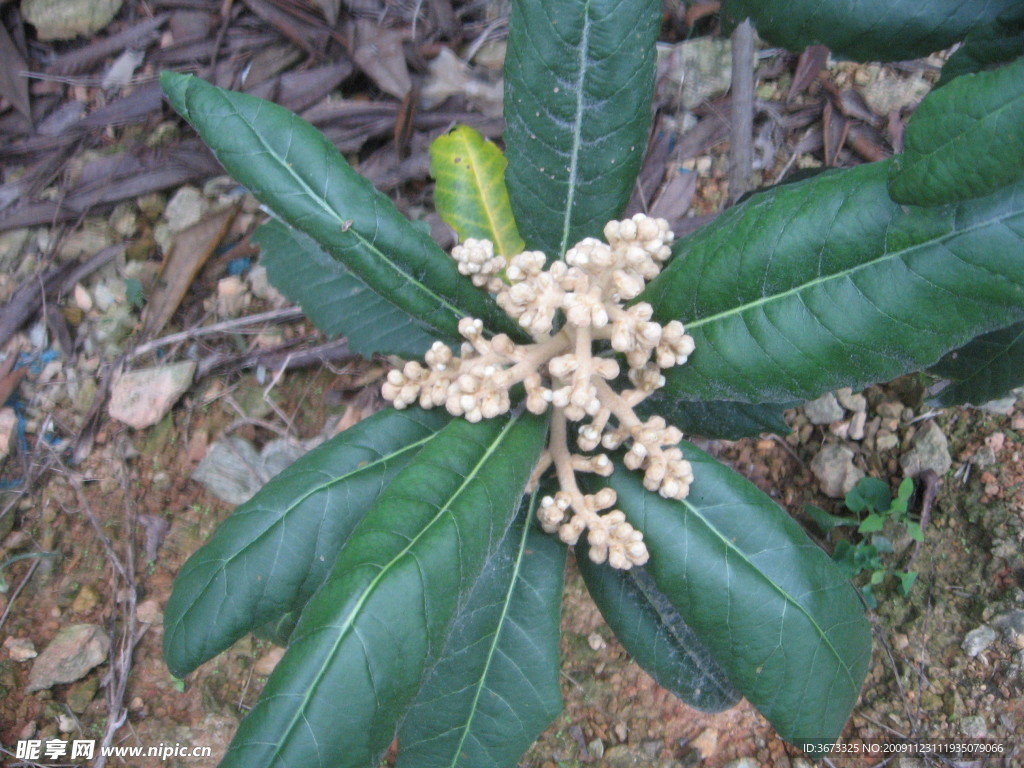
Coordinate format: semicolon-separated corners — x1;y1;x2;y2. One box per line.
382;214;695;569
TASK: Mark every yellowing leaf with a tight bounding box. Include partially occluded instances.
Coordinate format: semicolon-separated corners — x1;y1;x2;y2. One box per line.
430;125;525;258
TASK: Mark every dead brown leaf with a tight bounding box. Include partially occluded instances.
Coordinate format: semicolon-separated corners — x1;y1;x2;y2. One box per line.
140;203;240;339
352;18;412;99
0;20;31;123
313;0;341;26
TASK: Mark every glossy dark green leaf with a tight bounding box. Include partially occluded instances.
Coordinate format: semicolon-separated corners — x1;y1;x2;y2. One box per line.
503;0;660;258
939;16;1024;85
160;72;522;345
644;162;1024;404
608;451;871;745
254;219;437;357
929;320;1024;406
396;494;565;768
163;408;449;678
889;56;1024;206
218;414;547;768
722;0;1022;62
637;394;793;439
577;556;740;713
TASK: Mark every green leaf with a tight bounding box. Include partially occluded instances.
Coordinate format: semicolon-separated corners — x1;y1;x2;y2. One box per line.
938;12;1024;85
396;494;565;768
637;394;793;439
889;56;1024;206
845;477;891;515
722;0;1022;62
906;522;925;543
804;504;857;535
160;72;523;345
929;320;1024;407
577;556;740;713
430;126;525;259
857;514;886;534
608;451;871;745
254;219;437;357
163;407;449;678
645;162;1024;404
898;571;919;594
218;414;546;768
503;0;660;258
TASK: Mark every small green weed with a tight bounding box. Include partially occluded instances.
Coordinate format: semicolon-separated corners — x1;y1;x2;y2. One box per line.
806;476;921;608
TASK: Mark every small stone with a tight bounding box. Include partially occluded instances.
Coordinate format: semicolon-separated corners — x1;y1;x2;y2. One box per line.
985;432;1005;453
587;632;607;651
724;759;760;768
804;392;845;424
690;727;719;760
192;436;264;505
248;264;287;306
0;407;18;459
136;599;162;625
73;283;93;312
891;633;910;651
216;276;250;317
962;625;996;657
602;745;646;768
848;411;867;441
66;676;98;713
165;186;208;232
70;585;100;614
978;396;1016;415
27;624;111;691
587;738;605;760
972;445;998;467
959;715;988;739
900;420;952;477
837;388;867;413
253;647;286;676
57;713;78;732
876;401;904;420
4;636;38;662
792;760;815;768
992;610;1024;649
108;361;196;429
828;420;850;439
614;721;628;742
811;444;864;498
875;430;899;452
894;758;927;768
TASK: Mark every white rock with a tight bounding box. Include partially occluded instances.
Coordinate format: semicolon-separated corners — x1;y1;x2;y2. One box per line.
805;392;845;424
27;624;111;691
21;0;123;40
216;276;250;317
899;420;952;477
811;444;864;498
3;636;38;662
165;186;208;232
73;283;94;312
0;407;18;459
962;625;996;657
108;361;196;429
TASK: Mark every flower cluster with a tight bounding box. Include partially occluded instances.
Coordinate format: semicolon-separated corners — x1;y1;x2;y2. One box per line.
382;214;695;569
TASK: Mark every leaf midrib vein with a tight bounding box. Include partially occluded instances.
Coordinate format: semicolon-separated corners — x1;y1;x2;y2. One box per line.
214;90;467;328
685;202;1024;330
266;416;524;761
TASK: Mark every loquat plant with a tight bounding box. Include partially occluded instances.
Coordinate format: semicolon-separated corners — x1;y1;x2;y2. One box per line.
160;0;1024;765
